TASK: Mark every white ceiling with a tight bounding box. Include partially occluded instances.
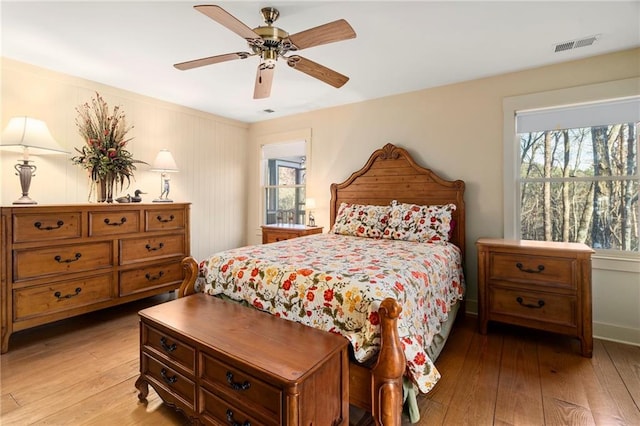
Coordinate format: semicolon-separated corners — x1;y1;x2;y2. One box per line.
2;1;639;123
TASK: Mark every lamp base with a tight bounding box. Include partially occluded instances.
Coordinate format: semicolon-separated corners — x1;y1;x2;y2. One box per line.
153;198;173;203
13;195;37;205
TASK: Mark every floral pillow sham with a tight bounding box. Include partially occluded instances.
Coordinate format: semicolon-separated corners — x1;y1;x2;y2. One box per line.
331;202;389;238
382;201;456;243
332;200;456;242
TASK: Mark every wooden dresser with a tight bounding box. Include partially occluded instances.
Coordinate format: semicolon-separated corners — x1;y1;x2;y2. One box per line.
261;224;323;244
135;293;349;425
0;203;190;353
477;238;594;357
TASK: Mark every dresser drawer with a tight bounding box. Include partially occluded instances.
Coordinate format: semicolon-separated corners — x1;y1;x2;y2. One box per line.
199;387;267;426
489;286;577;327
489;252;576;289
145;208;186;232
142;324;195;375
119;261;183;296
89;210;140;236
14;242;113;281
12;211;81;243
14;274;112;321
120;234;186;264
200;353;281;421
141;353;195;410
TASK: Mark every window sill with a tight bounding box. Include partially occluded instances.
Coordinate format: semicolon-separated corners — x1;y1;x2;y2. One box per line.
592;251;640;273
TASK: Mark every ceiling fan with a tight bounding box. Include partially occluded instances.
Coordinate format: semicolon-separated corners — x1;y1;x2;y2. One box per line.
174;5;356;99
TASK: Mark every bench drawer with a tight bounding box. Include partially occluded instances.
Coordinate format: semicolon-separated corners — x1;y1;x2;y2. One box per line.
200;353;282;422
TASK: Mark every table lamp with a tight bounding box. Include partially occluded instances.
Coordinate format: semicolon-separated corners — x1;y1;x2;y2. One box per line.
306;197;316;226
0;116;69;204
151;149;179;202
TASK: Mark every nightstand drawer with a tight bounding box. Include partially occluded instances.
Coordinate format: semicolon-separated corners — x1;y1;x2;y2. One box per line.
489;252;575;289
489;285;577;327
200;353;281;421
89;210;140;236
264;231;299;243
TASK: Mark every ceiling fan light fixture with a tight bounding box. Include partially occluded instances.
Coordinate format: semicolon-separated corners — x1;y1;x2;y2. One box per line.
177;5;356;99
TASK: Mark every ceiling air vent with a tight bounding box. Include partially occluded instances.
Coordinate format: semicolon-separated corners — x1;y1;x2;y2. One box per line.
554;34;600;53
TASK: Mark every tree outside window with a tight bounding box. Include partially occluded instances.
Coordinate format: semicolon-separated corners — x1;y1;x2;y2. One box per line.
518;122;639;252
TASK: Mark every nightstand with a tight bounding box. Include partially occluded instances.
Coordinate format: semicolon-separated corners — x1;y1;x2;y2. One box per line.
261;224;323;244
476;238;594;357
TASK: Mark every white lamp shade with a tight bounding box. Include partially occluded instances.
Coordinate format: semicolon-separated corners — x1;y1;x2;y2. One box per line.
305;198;316;209
151;149;178;172
0;116;68;155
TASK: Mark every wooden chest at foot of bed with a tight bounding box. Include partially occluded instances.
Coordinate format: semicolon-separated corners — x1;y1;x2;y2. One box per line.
135;293;350;425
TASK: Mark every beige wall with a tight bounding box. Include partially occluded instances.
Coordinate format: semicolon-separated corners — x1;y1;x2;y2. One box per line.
1;58;249;260
2;49;638;345
247;48;640;345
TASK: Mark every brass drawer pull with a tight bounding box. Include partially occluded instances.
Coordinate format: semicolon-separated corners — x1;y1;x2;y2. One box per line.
226;409;251;426
54;287;82;300
515;262;544;273
145;271;165;281
156;214;175;223
226;371;251;391
34;220;64;231
145;242;165;252
104;217;127;226
54;253;82;263
160;337;177;353
516;297;545;309
160;368;177;385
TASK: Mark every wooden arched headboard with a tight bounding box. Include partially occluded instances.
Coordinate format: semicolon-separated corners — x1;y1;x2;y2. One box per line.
329;143;466;258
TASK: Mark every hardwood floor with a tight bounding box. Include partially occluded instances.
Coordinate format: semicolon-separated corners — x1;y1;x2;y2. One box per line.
1;293;638;425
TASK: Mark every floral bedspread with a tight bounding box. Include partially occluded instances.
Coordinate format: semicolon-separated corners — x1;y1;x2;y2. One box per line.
199;233;465;394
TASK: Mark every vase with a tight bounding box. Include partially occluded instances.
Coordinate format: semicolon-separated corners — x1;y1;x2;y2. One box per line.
96;174;116;203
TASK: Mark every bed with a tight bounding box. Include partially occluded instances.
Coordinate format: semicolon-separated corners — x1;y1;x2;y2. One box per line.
178;143;466;425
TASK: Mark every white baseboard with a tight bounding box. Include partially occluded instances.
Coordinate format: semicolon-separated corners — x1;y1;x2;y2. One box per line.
593;322;640;347
463;298;640;347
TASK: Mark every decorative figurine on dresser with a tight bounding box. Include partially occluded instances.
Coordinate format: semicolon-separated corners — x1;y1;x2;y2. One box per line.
0;202;191;353
476;238;595;357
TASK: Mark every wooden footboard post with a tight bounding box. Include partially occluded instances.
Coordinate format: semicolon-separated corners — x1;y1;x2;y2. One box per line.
177;256;199;298
371;298;406;425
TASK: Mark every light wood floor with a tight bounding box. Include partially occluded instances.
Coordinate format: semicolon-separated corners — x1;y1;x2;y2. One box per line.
1;293;638;425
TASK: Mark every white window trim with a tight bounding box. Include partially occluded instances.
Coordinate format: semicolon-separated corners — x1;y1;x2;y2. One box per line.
255;128;312;235
503;77;640;268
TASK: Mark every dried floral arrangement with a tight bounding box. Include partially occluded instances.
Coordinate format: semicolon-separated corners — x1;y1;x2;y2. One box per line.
71;92;146;200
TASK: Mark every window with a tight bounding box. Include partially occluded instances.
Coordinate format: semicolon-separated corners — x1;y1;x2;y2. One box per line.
512;96;639;252
261;141;307;225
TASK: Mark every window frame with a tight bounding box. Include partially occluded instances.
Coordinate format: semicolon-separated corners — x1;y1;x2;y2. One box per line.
503;77;640;270
258;129;312;228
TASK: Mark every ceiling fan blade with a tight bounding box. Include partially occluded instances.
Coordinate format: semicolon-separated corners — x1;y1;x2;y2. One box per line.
286;55;349;88
174;52;251;71
254;63;275;99
288;19;356;50
194;5;261;41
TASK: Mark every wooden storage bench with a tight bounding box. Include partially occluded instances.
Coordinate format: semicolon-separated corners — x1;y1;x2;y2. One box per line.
135;293;349;425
